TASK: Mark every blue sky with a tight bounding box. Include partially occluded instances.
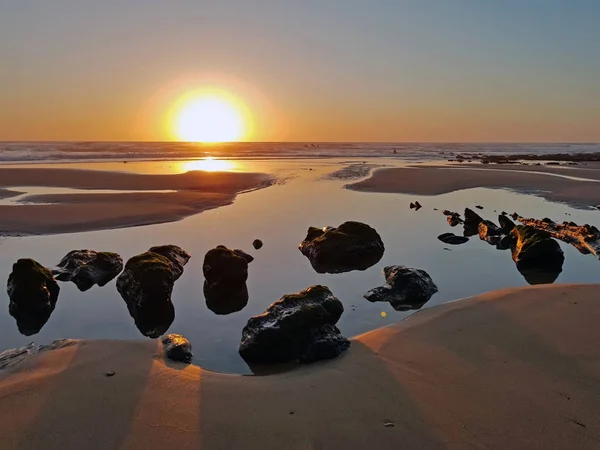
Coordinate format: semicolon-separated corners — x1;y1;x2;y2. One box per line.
1;0;599;141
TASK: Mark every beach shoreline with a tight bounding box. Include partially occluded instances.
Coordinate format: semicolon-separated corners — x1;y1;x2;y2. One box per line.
0;167;273;235
2;283;599;449
348;164;600;208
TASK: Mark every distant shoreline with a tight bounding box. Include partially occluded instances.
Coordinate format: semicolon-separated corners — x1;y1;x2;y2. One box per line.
0;168;273;236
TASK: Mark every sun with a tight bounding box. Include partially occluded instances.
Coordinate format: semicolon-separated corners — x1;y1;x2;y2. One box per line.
172;93;246;143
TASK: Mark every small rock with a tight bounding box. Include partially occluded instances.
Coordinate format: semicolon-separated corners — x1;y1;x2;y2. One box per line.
105;371;115;377
252;239;263;250
409;202;416;209
364;266;438;311
475;205;484;210
53;250;123;291
162;334;193;363
384;421;395;428
414;201;422;210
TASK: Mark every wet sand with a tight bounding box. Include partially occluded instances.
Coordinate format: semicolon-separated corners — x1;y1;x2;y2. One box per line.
348;165;600;208
0;168;272;235
1;283;599;449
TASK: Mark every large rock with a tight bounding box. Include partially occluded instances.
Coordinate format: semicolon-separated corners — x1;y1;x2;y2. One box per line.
52;250;123;291
511;226;564;285
364;265;438;311
148;245;191;274
203;245;253;288
299;221;384;274
239;285;350;365
437;233;469;245
117;245;190;338
162;334;192;363
7;259;60;336
463;208;484;236
203;245;253;315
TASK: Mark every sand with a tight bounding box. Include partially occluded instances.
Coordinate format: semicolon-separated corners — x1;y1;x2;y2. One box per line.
1;283;599;449
348;166;600;208
0;168;272;235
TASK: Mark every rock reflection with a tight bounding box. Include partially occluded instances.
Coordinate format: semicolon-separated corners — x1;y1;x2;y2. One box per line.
7;259;60;336
204;282;249;315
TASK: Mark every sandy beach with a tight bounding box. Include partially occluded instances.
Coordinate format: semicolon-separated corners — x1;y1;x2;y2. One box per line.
0;168;272;235
1;283;599;449
348;165;600;208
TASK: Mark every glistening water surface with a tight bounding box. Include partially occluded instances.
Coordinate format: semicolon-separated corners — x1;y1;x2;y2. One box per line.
1;158;599;374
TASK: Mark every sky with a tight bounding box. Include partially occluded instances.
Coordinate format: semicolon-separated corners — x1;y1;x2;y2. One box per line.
1;0;599;142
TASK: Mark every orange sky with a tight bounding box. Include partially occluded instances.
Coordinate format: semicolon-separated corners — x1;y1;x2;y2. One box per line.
1;2;599;142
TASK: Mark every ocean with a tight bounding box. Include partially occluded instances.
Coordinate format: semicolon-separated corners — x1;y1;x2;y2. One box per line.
1;141;599;164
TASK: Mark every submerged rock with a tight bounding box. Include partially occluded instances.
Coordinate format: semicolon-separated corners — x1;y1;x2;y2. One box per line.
52;250;123;291
239;285;349;365
464;208;485;236
204;283;249;315
117;246;190;338
437;233;469;245
364;265;438;311
162;334;192;363
252;239;263;250
7;259;60;336
298;221;384;274
511;226;565;285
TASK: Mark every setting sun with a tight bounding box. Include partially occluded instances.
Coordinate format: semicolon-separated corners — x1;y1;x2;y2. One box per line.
172;93;246;143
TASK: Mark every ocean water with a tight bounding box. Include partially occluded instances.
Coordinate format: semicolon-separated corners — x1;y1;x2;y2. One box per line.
0;141;599;164
1;158;599;374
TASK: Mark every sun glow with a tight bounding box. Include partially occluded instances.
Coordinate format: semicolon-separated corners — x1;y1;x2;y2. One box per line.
172;93;247;143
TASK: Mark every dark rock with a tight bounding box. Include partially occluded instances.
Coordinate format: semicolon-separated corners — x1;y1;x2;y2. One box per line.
162;333;192;363
510;212;519;220
148;245;191;274
203;245;253;288
475;205;484;210
447;212;463;227
239;285;349;365
511;226;565;285
437;233;469;245
478;220;502;244
252;239;263;250
364;266;438;311
409;202;416;209
52;250;123;291
515;215;600;258
105;371;115;377
501;211;508;216
299;221;384;274
204;283;249;315
442;210;453;216
117;246;190;338
7;259;60;336
496;234;516;250
498;215;516;233
464;208;484;236
414;201;422;210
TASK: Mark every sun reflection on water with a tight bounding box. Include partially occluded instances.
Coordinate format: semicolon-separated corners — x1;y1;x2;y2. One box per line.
182;158;237;172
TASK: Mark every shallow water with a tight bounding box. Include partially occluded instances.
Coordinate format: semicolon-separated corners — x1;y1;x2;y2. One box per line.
1;158;599;374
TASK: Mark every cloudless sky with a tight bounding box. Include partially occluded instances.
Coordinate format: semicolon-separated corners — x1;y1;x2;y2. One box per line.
1;0;599;141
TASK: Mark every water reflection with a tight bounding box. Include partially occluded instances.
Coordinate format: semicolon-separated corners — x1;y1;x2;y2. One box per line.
181;158;237;173
7;259;60;336
204;283;249;315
